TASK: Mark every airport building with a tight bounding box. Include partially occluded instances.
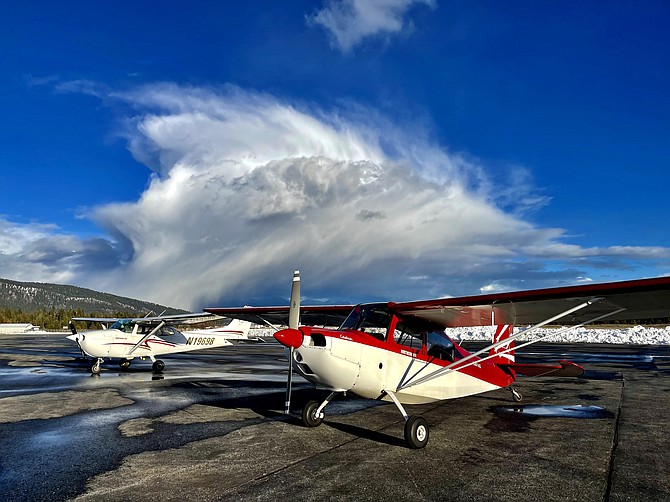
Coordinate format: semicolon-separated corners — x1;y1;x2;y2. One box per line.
0;323;41;334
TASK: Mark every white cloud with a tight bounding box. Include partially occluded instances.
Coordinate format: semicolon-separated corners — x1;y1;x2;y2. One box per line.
309;0;436;52
2;84;669;309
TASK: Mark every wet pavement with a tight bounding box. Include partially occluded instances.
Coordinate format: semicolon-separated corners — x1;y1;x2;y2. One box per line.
0;332;668;501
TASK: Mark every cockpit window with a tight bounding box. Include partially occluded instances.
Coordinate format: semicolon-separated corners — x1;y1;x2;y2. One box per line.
110;319;134;333
158;326;179;336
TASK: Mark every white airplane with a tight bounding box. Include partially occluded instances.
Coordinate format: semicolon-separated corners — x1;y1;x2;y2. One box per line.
67;313;253;374
207;272;670;448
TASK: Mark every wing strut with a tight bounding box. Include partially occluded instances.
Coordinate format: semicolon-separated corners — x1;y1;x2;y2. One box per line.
442;306;627;375
127;321;166;355
397;299;622;391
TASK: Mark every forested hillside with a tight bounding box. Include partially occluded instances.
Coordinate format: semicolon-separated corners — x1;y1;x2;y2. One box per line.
0;278;187;329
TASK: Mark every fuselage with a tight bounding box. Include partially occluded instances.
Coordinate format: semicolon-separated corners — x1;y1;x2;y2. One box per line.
67;325;233;360
286;325;515;405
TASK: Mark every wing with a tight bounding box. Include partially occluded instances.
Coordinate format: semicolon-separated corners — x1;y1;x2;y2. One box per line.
71;313;213;325
129;312;216;326
71;317;120;323
204;305;354;328
389;276;670;327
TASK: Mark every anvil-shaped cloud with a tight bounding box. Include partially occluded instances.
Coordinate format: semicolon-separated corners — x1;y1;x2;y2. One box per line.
2;84;668;309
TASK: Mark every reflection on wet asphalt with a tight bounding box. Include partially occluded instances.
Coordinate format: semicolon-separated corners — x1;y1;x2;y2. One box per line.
493;404;613;419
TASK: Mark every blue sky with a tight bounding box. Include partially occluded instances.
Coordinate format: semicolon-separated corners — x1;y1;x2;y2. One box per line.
1;0;669;310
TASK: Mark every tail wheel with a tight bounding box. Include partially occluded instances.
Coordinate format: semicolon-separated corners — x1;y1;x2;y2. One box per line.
302;400;324;427
404;416;429;449
511;388;522;402
152;360;165;373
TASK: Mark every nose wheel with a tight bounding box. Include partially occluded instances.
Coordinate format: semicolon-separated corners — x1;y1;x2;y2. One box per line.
302;400;325;427
91;358;103;374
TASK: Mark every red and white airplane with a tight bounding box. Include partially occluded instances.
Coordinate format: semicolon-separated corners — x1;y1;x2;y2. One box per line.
207;272;670;448
67;314;252;374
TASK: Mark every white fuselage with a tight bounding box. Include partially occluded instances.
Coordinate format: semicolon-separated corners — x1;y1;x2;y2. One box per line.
67;319;252;361
69;329;233;359
292;332;505;405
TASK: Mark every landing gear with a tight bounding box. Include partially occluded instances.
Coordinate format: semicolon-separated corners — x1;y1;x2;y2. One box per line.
301;392;337;428
404;416;429;449
385;389;430;449
118;359;131;370
152;359;165;372
302;400;325;427
508;386;523;402
91;358;103;374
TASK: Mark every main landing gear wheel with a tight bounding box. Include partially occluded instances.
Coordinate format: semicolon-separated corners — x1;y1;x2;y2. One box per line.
404;416;429;449
118;359;131;370
91;359;102;375
152;360;165;373
302;400;324;427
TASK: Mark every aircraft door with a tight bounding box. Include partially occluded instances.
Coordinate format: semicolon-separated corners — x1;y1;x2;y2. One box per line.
351;342;388;397
101;329;114;357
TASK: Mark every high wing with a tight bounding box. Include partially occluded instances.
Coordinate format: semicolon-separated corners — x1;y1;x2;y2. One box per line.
389;276;670;328
72;312;215;327
204;305;354;329
207;277;670;329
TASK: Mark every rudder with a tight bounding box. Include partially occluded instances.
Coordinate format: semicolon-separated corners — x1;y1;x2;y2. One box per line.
489;324;515;364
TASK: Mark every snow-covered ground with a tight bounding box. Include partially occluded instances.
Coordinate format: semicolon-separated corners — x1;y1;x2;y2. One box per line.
444;325;670;345
250;325;670;345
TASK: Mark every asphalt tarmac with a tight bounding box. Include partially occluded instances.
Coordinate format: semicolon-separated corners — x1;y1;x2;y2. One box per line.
1;332;668;501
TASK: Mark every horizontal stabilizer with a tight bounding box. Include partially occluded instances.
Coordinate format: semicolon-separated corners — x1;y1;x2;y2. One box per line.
498;360;584;377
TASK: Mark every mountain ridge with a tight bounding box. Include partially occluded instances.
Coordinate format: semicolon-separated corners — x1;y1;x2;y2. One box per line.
0;277;188;316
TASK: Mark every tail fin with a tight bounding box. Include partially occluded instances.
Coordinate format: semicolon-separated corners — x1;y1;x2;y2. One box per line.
226;318;252;338
489;324;515;364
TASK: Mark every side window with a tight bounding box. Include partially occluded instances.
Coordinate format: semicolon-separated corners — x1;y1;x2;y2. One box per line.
393;322;423;350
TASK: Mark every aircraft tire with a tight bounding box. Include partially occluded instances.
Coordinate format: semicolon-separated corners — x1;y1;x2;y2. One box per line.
118;359;131;370
91;361;101;374
302;400;324;427
152;360;165;373
512;389;523;402
404;416;429;449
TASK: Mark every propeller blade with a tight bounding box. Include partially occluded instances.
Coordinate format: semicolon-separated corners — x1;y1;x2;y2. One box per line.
288;270;300;329
285;270;300;415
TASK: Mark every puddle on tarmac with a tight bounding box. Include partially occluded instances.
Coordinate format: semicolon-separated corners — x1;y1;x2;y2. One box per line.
493;404;612;419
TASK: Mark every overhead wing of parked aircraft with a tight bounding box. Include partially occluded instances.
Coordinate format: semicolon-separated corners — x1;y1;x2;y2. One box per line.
206;273;670;448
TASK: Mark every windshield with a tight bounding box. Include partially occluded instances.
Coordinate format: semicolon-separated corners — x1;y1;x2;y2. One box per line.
110;319;134;332
339;304;391;332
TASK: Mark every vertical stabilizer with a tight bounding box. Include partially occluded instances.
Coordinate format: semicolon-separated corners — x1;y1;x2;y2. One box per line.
226;318;252;338
489;324;515;364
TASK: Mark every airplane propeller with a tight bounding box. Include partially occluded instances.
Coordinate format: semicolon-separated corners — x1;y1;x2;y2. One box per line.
274;270;302;415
